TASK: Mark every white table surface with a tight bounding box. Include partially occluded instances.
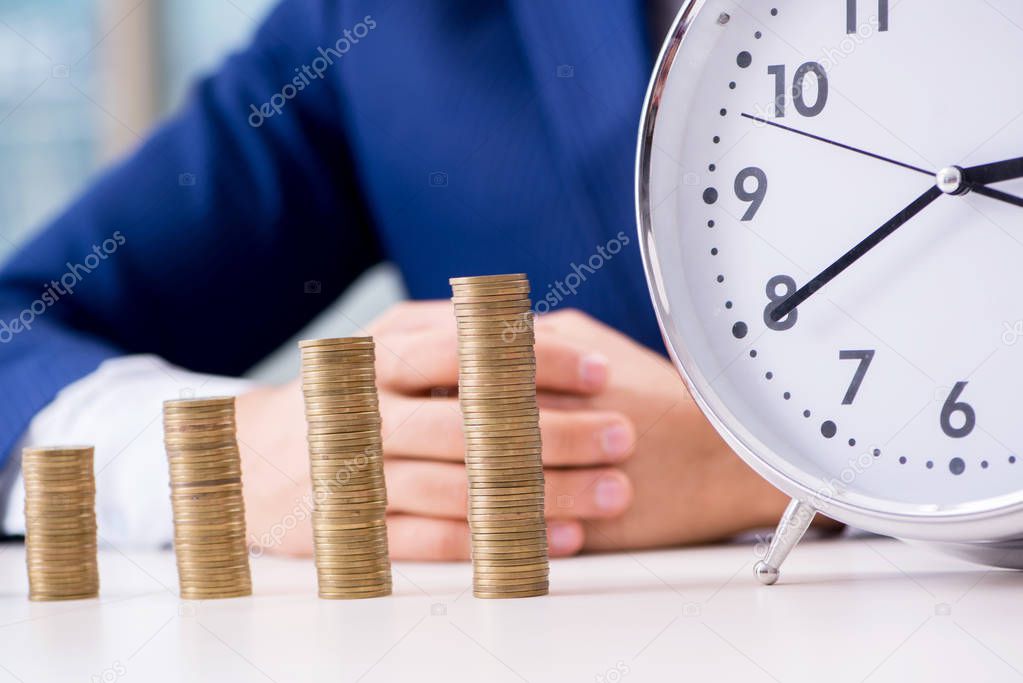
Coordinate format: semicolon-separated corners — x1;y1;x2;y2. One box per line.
0;537;1021;683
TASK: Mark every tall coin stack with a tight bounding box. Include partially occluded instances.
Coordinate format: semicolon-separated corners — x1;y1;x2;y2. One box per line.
23;446;99;601
450;274;550;599
163;397;252;600
299;337;392;599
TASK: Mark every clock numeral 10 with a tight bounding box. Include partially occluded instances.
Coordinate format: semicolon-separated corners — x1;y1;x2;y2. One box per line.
940;382;976;439
847;0;889;34
767;63;829;118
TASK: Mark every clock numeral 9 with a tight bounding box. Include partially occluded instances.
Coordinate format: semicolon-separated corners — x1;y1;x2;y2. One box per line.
767;63;829;118
847;0;889;34
764;275;798;331
940;382;976;439
734;167;767;221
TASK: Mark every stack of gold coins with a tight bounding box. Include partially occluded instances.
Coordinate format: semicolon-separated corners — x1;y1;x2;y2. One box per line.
22;446;99;601
299;337;391;599
450;274;549;599
163;397;251;600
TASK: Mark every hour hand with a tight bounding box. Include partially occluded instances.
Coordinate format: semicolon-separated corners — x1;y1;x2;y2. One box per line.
963;156;1023;186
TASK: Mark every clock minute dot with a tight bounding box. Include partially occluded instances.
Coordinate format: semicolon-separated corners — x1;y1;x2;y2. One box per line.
899;456;907;465
982;460;989;469
728;81;736;90
749;349;757;358
803;410;811;418
873;449;881;457
820;421;837;439
765;372;773;380
927;461;934;470
736;51;752;69
719;108;727;117
713;136;721;144
755;31;762;39
731;321;748;339
711;247;718;256
783;392;791;400
771;8;778;16
716;275;724;283
724;300;733;309
703;188;719;204
1011;456;1017;464
709;164;717;172
848;438;856;447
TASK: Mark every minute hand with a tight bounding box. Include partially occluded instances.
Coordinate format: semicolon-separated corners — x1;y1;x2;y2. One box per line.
770;186;943;322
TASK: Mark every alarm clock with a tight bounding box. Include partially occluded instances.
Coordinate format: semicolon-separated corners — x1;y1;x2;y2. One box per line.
636;0;1023;583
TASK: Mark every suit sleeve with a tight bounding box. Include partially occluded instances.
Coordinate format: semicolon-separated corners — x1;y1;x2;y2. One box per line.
0;0;383;463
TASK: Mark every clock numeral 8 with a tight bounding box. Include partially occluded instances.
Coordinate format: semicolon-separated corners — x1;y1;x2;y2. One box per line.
940;382;976;439
764;275;798;331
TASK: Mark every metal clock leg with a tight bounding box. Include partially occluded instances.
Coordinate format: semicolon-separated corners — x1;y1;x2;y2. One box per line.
753;498;817;585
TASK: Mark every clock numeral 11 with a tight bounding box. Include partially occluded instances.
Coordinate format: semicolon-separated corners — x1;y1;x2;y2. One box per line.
847;0;889;34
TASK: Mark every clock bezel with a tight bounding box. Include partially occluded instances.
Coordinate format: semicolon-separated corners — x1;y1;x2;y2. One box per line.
635;0;1023;543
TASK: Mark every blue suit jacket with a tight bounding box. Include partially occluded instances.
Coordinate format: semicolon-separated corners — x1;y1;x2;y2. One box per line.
0;0;659;464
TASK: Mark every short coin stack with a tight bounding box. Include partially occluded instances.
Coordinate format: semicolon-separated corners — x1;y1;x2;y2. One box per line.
299;337;391;599
163;397;252;600
450;274;549;599
22;446;99;601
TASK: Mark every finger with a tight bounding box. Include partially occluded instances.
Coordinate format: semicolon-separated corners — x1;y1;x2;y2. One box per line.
369;301;454;336
387;515;470;561
387;514;585;561
375;326;609;395
544;467;634;520
382;397;635;465
384;458;632;520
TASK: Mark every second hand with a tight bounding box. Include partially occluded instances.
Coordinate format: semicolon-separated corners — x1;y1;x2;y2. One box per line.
740;113;934;177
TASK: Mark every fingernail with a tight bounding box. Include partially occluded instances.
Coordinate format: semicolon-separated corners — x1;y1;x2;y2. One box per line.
601;423;633;460
548;522;582;553
579;353;609;390
595;476;629;512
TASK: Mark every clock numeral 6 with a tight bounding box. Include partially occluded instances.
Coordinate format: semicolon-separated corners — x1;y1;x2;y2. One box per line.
764;275;798;331
767;63;829;118
847;0;889;34
734;167;767;221
940;382;976;439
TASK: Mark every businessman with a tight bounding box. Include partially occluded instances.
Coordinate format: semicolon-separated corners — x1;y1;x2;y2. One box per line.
0;0;800;558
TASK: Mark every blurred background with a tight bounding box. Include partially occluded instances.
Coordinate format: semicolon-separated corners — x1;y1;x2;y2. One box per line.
0;0;403;383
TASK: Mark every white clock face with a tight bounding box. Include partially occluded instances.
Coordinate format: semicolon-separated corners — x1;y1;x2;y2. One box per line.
640;0;1023;520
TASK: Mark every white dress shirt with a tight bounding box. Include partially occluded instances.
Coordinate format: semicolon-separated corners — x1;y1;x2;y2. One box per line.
0;355;255;548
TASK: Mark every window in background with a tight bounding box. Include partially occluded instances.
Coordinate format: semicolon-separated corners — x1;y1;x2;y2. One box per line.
0;1;100;255
0;0;275;260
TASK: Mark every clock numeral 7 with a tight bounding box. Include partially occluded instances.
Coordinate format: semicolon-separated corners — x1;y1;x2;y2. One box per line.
847;0;889;34
839;350;874;405
767;63;829;118
940;382;976;439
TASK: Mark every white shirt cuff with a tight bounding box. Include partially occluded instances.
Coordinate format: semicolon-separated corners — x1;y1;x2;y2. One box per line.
0;354;257;549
